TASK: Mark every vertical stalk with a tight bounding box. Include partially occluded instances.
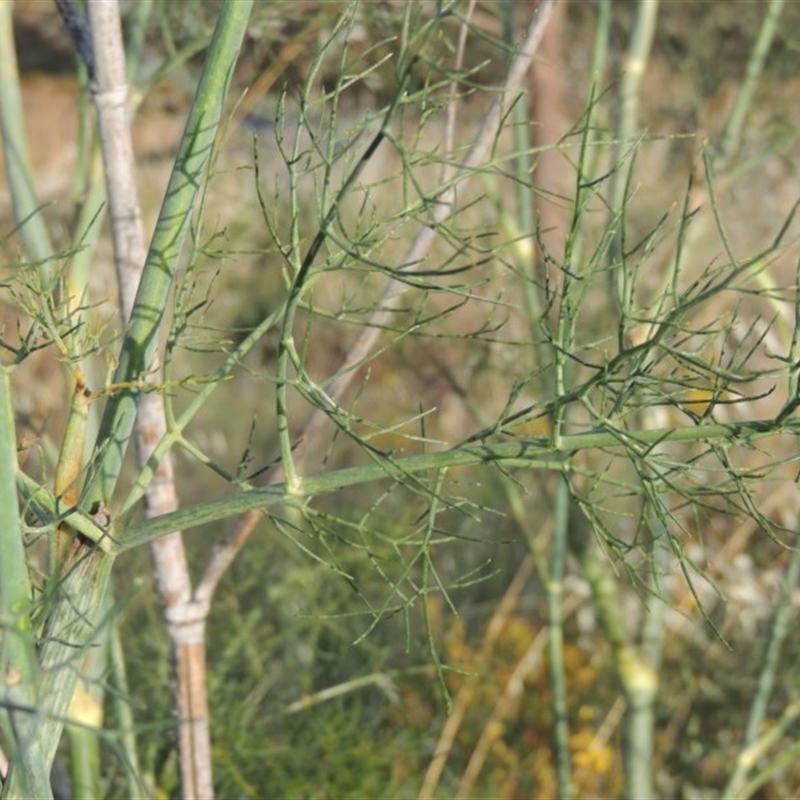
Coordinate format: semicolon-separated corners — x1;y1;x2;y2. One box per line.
83;2;252;797
619;651;657;799
606;0;658;303
571;516;657;799
110;621;147;799
2;548;115;800
602;5;660;795
548;478;572;798
66;683;103;800
616;0;658;150
84;0;147;323
509;1;573;791
641;515;668;670
717;0;786;162
724;536;800;797
0;0;54;268
0;367;42;798
590;0;611;87
84;0;253;508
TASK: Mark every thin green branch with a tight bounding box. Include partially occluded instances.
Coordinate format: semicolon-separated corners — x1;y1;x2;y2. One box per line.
724;543;800;798
716;0;786;162
120;414;800;551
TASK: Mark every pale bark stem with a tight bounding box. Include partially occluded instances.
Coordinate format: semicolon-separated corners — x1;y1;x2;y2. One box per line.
87;3;211;797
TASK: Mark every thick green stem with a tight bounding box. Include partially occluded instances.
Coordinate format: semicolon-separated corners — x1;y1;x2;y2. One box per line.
0;368;41;798
619;647;658;799
84;0;253;509
548;478;572;798
119;414;799;551
572;516;657;799
0;0;55;268
2;550;115;800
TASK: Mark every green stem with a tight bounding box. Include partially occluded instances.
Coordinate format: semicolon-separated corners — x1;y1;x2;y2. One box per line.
84;0;253;509
0;1;55;269
548;478;572;799
619;648;657;800
571;515;656;799
717;0;786;162
606;0;658;308
724;543;800;798
2;550;115;800
0;367;42;798
110;621;147;799
125;0;154;83
589;0;611;89
119;413;798;551
642;514;668;670
67;724;102;800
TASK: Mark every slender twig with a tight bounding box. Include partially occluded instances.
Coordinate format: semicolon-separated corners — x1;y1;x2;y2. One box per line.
723;499;800;796
441;0;477;187
280;671;400;716
717;0;786;162
606;0;659;308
